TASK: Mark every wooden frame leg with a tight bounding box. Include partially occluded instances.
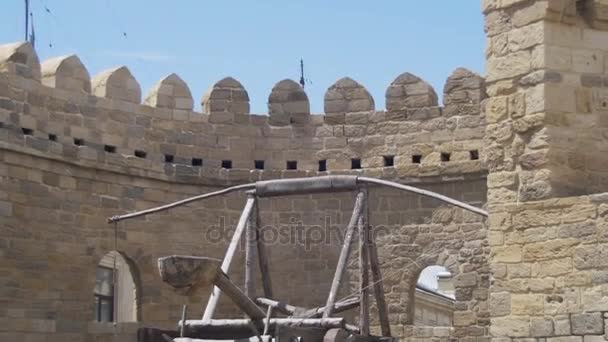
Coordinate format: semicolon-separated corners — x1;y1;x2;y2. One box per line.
255;199;274;300
245;194;258;300
202;194;257;321
369;229;391;336
323;190;366;319
358;189;370;336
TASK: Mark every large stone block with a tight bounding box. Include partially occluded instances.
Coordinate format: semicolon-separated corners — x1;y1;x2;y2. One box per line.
490;317;530;337
574;244;608;270
531;317;554;337
571;312;604;335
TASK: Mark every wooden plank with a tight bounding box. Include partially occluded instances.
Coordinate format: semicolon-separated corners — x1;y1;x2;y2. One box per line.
180;305;188;337
297;297;360;318
182;318;356;334
255;200;274;299
245;195;257;300
263;306;273;335
345;335;398;342
368;233;391;337
214;271;266;320
323;190;366;319
202;196;257;321
358;189;370;336
255;297;299;316
173;336;272;342
255;297;359;318
159;256;265;321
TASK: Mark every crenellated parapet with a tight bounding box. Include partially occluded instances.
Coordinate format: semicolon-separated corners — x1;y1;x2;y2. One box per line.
145;73;193;111
325;77;375;113
202;77;249;116
443;68;485;117
91;66;141;103
0;42;40;80
268;79;310;126
386;72;438;112
41;55;91;93
0;41;487;184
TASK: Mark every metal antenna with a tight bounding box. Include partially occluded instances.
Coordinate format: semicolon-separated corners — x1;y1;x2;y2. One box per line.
299;59;306;88
24;0;30;41
29;12;36;48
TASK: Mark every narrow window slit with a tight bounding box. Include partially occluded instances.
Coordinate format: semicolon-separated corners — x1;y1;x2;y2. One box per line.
222;160;232;169
318;160;327;172
134;150;147;159
74;138;85;146
22;127;33;135
191;158;203;166
286;161;297;170
383;155;395;167
104;145;116;153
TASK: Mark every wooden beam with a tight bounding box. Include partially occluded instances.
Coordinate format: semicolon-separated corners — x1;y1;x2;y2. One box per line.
202;196;257;321
158;256;266;321
173;336;272;342
263;306;273;335
323;190;366;319
180;305;188;337
255;297;360;318
255;297;300;316
368;232;391;337
358;189;370;336
255;200;274;299
245;194;257;300
182;318;357;334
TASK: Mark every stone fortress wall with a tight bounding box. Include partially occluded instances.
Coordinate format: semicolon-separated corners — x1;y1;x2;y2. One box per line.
8;1;608;342
0;37;490;342
0;41;486;183
484;1;608;342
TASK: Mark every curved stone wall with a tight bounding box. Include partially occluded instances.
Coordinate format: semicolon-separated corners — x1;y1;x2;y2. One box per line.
0;42;487;186
0;41;489;342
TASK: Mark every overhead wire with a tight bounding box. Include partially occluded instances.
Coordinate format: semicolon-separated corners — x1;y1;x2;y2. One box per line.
102;0;162;100
35;0;81;51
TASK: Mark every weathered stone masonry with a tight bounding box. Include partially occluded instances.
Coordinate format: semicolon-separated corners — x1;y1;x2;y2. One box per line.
484;1;608;342
4;1;608;341
0;36;489;342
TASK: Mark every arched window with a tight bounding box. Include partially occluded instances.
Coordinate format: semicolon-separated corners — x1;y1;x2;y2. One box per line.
414;265;454;326
94;251;139;322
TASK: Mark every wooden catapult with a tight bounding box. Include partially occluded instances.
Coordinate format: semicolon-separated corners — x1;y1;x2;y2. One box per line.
108;176;487;342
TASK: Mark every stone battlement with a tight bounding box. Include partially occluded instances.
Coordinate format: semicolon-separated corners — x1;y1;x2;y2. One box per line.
0;41;487;185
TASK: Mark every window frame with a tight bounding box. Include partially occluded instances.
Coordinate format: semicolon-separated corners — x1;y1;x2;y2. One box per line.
94;265;116;323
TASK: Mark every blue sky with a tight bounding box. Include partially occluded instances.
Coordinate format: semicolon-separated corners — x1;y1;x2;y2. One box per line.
1;1;485;113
